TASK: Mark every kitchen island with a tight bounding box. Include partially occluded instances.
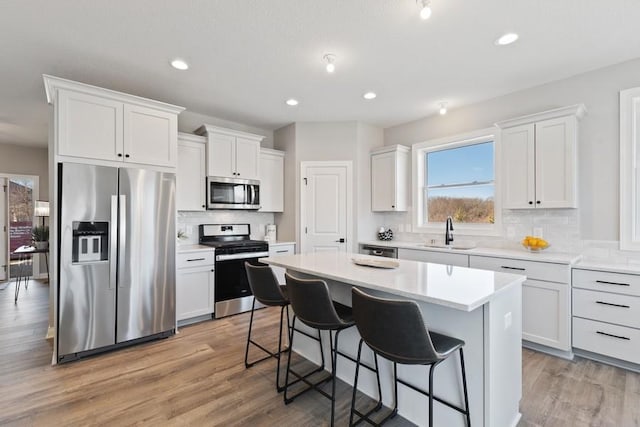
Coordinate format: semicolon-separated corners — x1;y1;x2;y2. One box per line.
260;252;525;427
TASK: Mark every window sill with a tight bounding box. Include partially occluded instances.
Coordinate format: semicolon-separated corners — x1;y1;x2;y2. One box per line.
412;225;502;238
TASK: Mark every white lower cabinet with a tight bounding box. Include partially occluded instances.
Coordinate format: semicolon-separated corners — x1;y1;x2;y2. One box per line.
521;279;570;349
268;243;295;285
572;268;640;365
176;250;215;323
469;255;572;352
397;248;469;267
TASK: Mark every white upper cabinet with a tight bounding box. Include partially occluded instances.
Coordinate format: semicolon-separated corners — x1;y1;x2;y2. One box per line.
177;133;207;211
371;145;410;212
497;104;586;209
259;148;284;212
235;137;260;179
196;125;264;180
44;75;184;168
57;90;123;161
123;104;177;167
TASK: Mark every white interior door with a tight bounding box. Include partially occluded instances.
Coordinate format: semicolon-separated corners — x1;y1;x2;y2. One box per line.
0;178;6;281
301;162;352;253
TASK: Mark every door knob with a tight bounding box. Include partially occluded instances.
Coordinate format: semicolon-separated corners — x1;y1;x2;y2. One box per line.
335;238;345;243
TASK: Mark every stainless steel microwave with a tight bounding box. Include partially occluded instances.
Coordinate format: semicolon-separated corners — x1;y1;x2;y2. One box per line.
206;176;260;210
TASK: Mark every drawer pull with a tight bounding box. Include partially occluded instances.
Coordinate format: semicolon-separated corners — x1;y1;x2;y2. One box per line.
276;250;289;253
595;301;630;308
501;266;525;271
187;258;206;262
596;280;630;287
596;331;631;341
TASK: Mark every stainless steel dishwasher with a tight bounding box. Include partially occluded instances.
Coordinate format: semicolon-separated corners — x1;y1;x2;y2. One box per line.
360;244;398;258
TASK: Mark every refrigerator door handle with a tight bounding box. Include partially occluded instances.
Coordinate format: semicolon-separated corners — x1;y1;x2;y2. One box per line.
118;194;127;288
109;195;118;289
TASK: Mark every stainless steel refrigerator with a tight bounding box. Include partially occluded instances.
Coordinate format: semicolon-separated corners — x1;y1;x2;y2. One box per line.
57;163;176;362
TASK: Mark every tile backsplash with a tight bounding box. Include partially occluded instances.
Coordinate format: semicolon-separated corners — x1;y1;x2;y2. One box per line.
177;211;275;245
376;208;640;264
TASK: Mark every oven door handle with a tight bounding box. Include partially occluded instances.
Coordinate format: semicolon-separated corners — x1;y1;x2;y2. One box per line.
216;251;270;262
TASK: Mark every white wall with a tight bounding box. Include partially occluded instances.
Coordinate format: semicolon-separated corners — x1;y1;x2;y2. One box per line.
385;57;640;243
274;121;384;251
0;143;48;200
356;122;384;241
274;123;296;242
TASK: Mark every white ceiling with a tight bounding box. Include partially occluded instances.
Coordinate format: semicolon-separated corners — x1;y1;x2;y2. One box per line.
1;0;640;147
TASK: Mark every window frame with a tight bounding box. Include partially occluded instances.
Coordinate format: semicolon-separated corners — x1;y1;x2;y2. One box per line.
620;87;640;251
412;127;502;236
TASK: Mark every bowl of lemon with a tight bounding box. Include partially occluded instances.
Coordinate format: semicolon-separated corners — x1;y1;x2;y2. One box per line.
521;236;549;252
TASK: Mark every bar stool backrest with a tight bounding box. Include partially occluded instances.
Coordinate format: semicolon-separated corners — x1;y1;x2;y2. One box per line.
351;287;441;365
245;262;288;306
285;273;346;330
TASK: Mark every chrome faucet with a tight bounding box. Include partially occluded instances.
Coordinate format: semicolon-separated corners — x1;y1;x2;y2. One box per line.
445;216;454;245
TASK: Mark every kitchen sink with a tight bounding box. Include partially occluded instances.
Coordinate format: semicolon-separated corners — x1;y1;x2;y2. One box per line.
420;243;476;250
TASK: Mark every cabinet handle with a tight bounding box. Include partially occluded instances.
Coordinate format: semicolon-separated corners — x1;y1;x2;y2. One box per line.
596;301;630;308
202;205;205;208
211;269;215;272
125;154;130;158
596;331;630;341
117;153;123;157
500;266;525;271
276;250;288;253
391;205;395;208
187;258;206;262
536;201;541;204
528;201;533;205
596;280;630;287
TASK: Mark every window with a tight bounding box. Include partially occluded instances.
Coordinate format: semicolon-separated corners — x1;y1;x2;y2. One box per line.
413;128;501;235
620;87;640;250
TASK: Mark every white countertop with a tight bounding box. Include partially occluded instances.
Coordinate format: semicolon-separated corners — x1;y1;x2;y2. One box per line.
260;252;525;312
574;259;640;275
177;244;214;254
360;240;582;265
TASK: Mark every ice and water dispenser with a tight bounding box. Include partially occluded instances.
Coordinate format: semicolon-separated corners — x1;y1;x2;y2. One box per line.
72;221;109;263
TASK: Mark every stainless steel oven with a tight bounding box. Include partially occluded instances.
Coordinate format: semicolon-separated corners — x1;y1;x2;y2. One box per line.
214;249;269;317
206;176;260;210
199;224;269;318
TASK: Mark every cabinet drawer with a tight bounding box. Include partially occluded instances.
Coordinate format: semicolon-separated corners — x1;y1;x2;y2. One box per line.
573;317;640;365
269;244;295;256
177;251;215;269
573;269;640;296
573;288;640;329
469;255;569;283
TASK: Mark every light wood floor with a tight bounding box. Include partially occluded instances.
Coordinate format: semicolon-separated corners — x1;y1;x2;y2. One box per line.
1;279;639;426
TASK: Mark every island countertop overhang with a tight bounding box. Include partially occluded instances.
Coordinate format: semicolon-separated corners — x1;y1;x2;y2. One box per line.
260;252;525;312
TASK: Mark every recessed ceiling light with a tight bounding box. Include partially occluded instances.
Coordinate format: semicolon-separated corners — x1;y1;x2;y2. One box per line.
363;92;377;100
438;102;448;115
495;33;519;46
417;0;432;20
323;54;336;73
170;59;189;70
285;99;299;106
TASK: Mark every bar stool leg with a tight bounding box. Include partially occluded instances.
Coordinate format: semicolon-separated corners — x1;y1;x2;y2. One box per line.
460;348;471;427
349;338;364;426
329;329;343;427
275;304;288;392
428;363;436;427
244;297;257;368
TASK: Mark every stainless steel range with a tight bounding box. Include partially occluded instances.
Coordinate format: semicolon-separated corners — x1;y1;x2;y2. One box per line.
199;224;269;318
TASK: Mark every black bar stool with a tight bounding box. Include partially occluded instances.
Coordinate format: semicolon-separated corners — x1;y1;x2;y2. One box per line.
244;262;292;392
349;287;471;427
283;273;356;427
